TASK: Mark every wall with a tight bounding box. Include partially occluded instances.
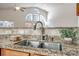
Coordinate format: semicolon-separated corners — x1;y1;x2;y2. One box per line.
0;3;78;27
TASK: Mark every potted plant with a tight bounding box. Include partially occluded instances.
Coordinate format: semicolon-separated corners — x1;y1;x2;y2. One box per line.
60;28;77;44
73;31;79;45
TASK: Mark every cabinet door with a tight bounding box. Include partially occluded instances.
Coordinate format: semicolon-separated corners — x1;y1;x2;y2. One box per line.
76;3;79;16
0;48;1;56
30;53;48;56
1;48;29;56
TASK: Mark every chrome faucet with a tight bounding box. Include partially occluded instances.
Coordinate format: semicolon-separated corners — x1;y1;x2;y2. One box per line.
33;21;45;41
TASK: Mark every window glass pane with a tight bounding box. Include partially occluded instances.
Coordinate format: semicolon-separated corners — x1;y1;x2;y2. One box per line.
40;15;46;25
0;21;4;27
33;14;39;21
0;21;14;27
26;14;32;21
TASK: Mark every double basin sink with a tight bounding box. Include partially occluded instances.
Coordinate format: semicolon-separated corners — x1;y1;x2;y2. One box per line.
15;40;62;51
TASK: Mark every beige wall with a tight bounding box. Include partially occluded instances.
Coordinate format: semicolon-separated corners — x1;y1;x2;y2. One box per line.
0;3;78;27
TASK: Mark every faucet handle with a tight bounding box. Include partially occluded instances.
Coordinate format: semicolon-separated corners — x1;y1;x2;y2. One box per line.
42;34;48;41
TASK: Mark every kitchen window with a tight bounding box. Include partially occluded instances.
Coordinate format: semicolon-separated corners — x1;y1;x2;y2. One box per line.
25;8;48;26
0;21;14;27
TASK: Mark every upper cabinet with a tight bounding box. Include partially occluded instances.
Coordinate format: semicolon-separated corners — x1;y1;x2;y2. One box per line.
76;3;79;16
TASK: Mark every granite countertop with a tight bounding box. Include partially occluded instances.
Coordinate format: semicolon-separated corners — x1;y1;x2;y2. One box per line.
0;39;79;56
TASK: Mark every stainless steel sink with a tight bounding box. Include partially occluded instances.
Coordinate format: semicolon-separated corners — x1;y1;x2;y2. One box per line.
15;40;43;48
15;40;62;51
43;42;62;51
29;41;40;48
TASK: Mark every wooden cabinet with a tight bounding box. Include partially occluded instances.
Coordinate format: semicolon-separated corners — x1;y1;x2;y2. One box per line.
0;48;1;56
76;3;79;16
1;48;48;56
1;48;29;56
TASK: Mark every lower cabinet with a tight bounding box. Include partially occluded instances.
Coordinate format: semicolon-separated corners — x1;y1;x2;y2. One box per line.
1;49;30;56
1;48;48;56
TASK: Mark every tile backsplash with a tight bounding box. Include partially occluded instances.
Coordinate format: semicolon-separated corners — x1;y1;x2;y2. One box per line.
0;28;61;36
0;28;78;36
0;27;78;42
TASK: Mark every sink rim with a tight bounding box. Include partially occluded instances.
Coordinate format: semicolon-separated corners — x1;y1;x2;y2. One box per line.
14;40;62;51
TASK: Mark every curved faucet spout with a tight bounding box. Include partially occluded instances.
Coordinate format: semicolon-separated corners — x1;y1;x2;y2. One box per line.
33;21;45;41
34;21;43;29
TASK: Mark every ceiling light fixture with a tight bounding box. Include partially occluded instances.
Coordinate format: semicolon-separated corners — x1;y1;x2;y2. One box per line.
14;4;26;12
15;7;21;11
15;7;26;12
